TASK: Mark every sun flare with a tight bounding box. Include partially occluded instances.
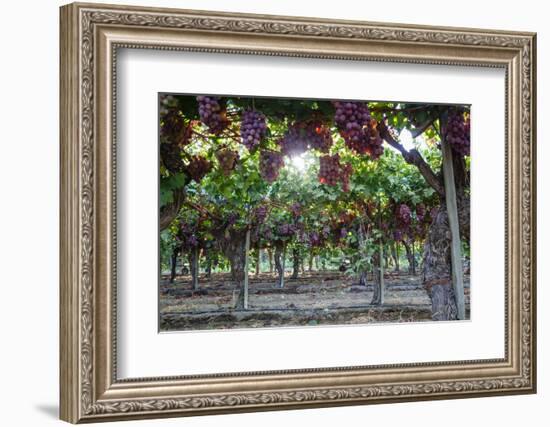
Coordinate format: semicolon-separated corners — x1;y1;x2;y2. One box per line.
290;153;307;172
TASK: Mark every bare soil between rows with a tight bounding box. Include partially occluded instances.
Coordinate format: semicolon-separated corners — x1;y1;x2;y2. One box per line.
159;271;470;331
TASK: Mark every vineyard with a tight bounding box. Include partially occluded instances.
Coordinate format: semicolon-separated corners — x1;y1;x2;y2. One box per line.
159;94;471;331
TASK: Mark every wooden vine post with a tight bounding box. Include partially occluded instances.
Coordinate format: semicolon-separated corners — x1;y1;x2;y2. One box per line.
379;240;385;305
192;247;199;290
243;228;251;310
441;137;466;320
279;242;287;288
378;197;385;304
255;248;261;276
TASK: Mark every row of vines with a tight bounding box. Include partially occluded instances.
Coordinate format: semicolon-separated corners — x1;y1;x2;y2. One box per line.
159;94;470;320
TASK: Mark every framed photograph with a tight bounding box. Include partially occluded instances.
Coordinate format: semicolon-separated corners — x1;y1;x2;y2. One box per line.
60;2;537;423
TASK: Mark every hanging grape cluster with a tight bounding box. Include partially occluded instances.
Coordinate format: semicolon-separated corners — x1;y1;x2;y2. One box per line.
330;222;347;245
240;109;268;151
259;150;284;183
340;162;353;193
333;101;384;159
280;121;334;156
365;120;384;159
389;203;412;242
159;100;193;174
308;122;334;153
277;222;297;237
290;202;302;217
415;203;426;223
160;109;185;142
196;96;229;134
390;202;436;242
393;229;404;242
215;148;239;176
445;110;470;156
186;156;212;182
160;142;184;173
253;205;268;223
226;212;239;227
177;222;200;250
318;154;354;192
330;212;355;245
318;154;342;186
396;204;412;227
308;231;322;247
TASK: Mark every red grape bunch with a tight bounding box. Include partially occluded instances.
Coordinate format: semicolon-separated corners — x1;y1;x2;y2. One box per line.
308;122;334;153
318;154;342;186
364;120;384;160
196;96;229;135
396;203;412;227
277;222;296;237
445;110;470;156
389;203;413;242
160;142;184;173
160;102;193;173
393;229;404;242
290;202;302;217
178;222;200;249
333;101;370;147
259;150;284;183
185;156;212;182
339;162;353;193
415;203;426;223
318;155;354;191
215;148;239;176
308;231;322;247
160;122;192;173
160;109;185;142
240;109;268;151
333;101;384;159
253;205;268;223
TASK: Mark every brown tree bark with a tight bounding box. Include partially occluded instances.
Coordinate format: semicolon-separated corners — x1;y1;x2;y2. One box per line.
392;242;400;272
370;250;382;305
267;248;274;273
169;247;179;283
160;190;186;231
403;240;415;275
204;250;212;279
216;228;248;309
188;246;199;290
274;242;286;288
356;220;369;287
291;248;300;279
422;203;458;320
255;247;260;276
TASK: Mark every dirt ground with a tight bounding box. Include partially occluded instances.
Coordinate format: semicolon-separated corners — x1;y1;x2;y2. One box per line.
159;271;470;331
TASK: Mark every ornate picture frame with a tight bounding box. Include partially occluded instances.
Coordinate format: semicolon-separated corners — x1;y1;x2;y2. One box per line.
60;2;536;423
